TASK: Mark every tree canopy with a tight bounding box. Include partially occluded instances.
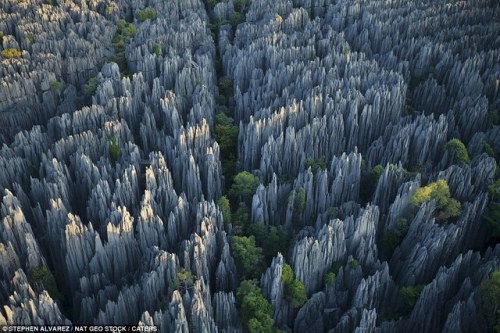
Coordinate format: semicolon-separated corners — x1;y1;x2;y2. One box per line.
281;264;307;309
410;179;461;222
231;235;263;278
444;139;470;164
236;280;278;333
229;171;260;203
480;270;500;332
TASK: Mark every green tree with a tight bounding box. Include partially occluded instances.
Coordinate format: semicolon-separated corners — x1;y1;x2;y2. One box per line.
305;157;327;174
324;261;342;286
176;267;194;292
217;196;231;225
247;224;290;261
480;271;500;332
483;180;500;238
281;264;307;309
50;81;64;91
229;171;260;203
112;20;137;72
359;164;385;203
108;136;122;163
137;8;157;22
83;76;98;97
378;218;409;261
152;44;161;56
236;280;278;333
411;179;461;222
28;266;62;300
218;76;233;98
400;284;424;314
233;202;250;227
232;236;263;278
444;139;471;164
291;188;306;229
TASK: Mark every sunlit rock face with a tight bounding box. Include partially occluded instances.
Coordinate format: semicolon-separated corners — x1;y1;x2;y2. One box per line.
0;0;499;331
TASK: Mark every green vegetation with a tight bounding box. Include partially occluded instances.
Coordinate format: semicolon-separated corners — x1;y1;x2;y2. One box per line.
378;218;409;261
324;261;342;286
0;32;3;39
1;48;22;59
46;0;57;6
83;76;98;97
233;202;250;227
232;236;263;278
137;8;157;22
176;267;194;291
152;44;161;57
489;109;500;126
217;196;231;225
281;264;307;309
236;280;279;333
480;271;500;332
111;20;137;73
400;284;424;314
28;266;62;300
359;164;385;203
218;76;233;97
247;224;290;261
25;33;36;43
229;171;260;204
444;139;470;164
483;180;500;238
106;6;115;14
50;81;64;91
108;136;122;163
215;113;239;184
305;157;327;174
484;142;496;158
410;179;461;222
349;259;360;269
291;188;306;228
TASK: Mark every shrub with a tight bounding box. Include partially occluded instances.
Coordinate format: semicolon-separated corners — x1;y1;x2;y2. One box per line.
218;76;233;98
25;33;36;43
305;157;327;174
28;266;62;300
137;8;157;22
378;218;409;261
152;44;161;56
349;259;359;269
483;142;495;158
1;48;22;59
359;164;385;202
83;76;98;97
410;179;461;222
444;139;470;164
324;261;342;286
291;188;306;228
217;196;231;225
483;180;500;238
112;20;137;72
480;271;500;332
175;268;194;291
400;284;424;314
50;81;64;91
108;136;122;163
